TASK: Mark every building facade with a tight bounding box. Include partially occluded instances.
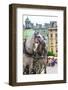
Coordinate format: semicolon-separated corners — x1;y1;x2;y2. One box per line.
48;21;57;56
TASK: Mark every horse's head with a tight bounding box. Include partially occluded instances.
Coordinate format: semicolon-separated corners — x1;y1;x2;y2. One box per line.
33;32;47;59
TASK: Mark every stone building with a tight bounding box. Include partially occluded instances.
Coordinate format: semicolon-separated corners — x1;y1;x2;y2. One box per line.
25;17;34;29
48;21;57;56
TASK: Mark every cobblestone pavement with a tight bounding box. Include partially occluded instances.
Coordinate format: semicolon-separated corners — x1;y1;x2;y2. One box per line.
46;64;58;74
41;64;58;74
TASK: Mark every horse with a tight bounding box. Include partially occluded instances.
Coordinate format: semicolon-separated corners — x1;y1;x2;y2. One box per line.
23;32;47;74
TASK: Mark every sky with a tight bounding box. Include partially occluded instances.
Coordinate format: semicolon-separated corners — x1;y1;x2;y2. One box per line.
23;15;57;25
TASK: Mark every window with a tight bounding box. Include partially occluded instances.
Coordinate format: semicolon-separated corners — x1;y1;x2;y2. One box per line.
56;49;58;52
55;33;57;37
50;29;52;32
51;34;53;37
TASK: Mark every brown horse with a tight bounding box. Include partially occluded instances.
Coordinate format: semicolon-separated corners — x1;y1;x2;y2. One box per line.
23;32;47;74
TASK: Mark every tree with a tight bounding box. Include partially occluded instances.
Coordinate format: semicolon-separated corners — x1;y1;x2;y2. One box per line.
47;51;55;56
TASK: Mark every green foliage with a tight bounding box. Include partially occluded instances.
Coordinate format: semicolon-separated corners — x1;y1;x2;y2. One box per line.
47;51;55;56
23;29;34;39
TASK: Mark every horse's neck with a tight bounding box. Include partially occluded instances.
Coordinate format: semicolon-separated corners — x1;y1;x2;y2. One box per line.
25;37;34;54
